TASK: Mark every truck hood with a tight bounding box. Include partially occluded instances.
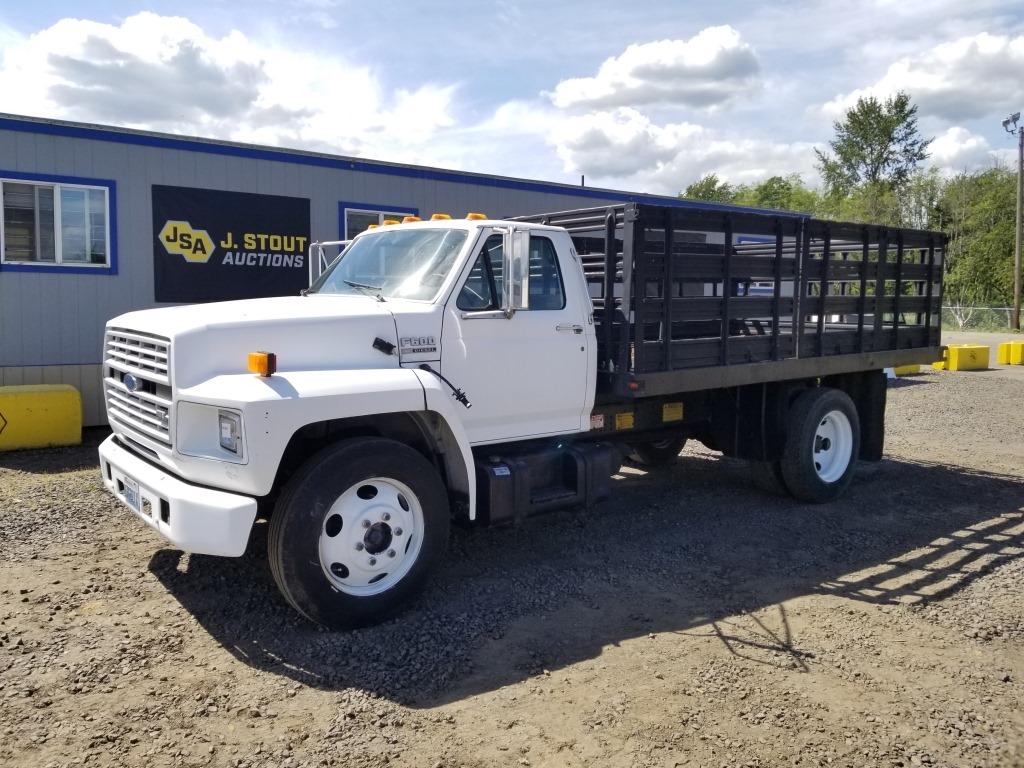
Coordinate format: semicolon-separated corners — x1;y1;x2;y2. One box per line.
109;295;402;389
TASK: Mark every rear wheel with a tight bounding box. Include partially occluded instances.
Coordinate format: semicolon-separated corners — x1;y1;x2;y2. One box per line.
268;438;450;629
627;437;688;467
779;388;860;503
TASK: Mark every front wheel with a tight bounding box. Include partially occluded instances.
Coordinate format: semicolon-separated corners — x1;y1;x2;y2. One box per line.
268;438;450;629
779;387;860;503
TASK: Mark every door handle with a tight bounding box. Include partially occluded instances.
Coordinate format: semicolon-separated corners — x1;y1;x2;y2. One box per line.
556;324;584;334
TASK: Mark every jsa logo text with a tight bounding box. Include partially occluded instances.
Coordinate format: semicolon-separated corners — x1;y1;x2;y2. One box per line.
159;221;215;263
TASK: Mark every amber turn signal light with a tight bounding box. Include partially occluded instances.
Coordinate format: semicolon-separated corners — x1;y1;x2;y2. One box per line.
248;351;277;377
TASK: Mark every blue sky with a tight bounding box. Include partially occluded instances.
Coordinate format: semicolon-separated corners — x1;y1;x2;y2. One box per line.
1;1;1023;195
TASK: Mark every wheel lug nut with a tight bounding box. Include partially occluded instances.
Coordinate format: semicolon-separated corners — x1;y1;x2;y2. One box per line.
368;557;377;566
394;528;403;536
382;512;391;522
355;543;364;551
387;549;396;558
361;519;371;529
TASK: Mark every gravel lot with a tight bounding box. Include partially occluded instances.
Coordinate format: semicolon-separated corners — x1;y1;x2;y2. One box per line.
2;360;1023;768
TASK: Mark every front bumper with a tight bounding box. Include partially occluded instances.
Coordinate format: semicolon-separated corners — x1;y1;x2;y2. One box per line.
98;435;257;557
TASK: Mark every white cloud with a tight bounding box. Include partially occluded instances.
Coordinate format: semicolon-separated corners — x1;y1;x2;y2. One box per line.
287;0;342;30
548;26;759;110
550;107;819;194
928;126;1011;173
0;12;456;160
553;108;702;177
5;10;1015;199
822;32;1024;123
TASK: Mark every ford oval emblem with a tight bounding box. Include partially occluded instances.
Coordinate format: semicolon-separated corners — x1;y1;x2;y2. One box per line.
123;373;139;392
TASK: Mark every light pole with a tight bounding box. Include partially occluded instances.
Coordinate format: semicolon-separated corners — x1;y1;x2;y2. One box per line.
1003;112;1023;331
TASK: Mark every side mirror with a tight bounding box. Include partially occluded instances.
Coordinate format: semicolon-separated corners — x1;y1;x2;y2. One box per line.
501;228;530;317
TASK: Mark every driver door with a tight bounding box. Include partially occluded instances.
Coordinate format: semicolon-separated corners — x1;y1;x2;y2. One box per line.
440;230;590;444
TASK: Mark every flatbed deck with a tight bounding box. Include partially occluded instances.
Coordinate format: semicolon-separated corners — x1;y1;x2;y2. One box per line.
515;203;944;398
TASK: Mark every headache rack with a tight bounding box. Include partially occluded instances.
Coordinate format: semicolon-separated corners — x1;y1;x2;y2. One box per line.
514;203;944;398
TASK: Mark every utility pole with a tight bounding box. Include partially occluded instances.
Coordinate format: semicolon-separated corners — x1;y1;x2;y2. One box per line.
1016;127;1023;330
1004;112;1023;330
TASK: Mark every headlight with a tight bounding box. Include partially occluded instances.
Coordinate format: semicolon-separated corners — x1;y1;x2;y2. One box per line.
175;402;245;463
218;410;241;453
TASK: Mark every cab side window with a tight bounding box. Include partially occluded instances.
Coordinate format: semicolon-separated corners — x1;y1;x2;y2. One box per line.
527;236;565;310
457;235;565;311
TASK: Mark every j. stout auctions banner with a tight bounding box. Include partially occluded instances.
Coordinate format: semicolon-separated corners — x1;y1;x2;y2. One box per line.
152;185;311;303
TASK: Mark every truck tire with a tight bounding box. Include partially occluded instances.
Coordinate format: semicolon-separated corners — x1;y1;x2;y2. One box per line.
779;387;860;503
627;437;687;467
268;437;450;629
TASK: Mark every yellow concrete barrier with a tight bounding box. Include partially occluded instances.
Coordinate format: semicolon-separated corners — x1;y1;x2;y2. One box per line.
996;340;1024;365
893;364;921;376
0;384;82;450
931;344;989;372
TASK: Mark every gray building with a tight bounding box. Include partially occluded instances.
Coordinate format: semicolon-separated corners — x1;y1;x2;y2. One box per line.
0;113;713;426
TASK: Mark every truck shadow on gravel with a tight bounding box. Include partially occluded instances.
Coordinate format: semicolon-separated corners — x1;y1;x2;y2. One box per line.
148;454;1024;707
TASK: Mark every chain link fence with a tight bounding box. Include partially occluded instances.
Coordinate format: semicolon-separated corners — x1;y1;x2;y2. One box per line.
941;305;1014;330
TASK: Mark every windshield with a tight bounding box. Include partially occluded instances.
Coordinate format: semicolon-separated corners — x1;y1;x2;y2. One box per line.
310;227;469;301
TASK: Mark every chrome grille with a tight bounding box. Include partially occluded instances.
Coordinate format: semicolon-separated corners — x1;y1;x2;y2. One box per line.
104;328;172;448
105;380;171;445
105;328;170;384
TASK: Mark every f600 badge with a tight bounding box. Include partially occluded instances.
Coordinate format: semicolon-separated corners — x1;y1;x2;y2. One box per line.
399;336;437;354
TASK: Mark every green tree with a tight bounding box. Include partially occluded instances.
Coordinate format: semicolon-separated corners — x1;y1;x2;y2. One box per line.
682;173;735;202
731;174;821;213
823;180;901;225
813;169;942;228
899;167;944;229
816;92;931;196
938;166;1017;308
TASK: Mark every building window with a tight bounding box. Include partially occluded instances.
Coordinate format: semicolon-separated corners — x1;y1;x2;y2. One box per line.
1;179;110;267
341;203;419;239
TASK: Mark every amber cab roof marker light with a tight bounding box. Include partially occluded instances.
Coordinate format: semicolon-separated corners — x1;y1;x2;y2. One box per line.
247;351;277;377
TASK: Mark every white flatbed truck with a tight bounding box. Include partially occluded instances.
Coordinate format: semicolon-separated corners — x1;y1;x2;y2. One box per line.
98;203;944;628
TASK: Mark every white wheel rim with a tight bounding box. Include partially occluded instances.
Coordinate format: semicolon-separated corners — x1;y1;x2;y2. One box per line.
812;410;853;483
318;477;424;597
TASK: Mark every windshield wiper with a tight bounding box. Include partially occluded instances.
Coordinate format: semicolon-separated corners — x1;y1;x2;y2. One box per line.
342;279;385;302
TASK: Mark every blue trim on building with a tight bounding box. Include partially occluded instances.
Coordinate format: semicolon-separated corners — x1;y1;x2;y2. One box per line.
338;201;419;240
0;168;118;275
0;116;804;219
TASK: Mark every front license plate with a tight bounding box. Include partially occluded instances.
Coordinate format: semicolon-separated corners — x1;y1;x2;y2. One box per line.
123;476;141;514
